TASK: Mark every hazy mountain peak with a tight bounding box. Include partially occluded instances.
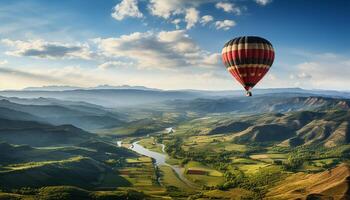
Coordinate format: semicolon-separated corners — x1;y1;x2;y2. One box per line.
22;84;160;91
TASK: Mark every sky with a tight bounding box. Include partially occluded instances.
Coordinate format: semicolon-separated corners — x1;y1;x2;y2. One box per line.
0;0;349;91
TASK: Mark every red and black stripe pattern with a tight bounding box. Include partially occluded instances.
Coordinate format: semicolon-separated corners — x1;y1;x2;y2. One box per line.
222;36;274;91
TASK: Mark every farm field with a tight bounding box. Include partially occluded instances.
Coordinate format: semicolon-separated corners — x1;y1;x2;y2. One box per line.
183;161;224;186
138;137;164;153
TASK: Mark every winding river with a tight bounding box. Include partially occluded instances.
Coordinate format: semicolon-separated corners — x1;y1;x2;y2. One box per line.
121;141;196;188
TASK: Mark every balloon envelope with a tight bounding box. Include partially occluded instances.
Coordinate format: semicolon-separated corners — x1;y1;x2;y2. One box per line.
222;36;274;94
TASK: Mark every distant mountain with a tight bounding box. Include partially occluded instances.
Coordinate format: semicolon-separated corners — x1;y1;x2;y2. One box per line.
0;118;94;146
23;85;82;91
0;107;42;122
1;87;349;108
0;99;125;130
204;109;350;147
23;84;160;91
0;96;105;108
0;89;204;107
91;84;160;91
166;96;350;114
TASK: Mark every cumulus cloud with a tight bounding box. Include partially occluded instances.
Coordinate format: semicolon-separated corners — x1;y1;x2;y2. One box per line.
215;20;236;30
290;72;312;80
185;8;199;29
202;53;221;66
0;60;8;65
94;30;220;70
2;39;93;59
98;61;133;70
111;0;143;21
147;0;181;19
275;52;349;90
215;2;242;15
146;0;241;30
172;18;182;29
147;0;212;19
255;0;272;6
200;15;214;25
147;0;216;29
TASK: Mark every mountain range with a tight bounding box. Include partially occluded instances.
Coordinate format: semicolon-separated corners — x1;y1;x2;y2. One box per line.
1;87;349;107
22;84;160;91
0;98;125;130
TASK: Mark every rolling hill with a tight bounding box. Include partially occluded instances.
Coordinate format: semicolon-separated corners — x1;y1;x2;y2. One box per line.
0;141;137;189
166;96;350;114
229;110;350;147
177;107;350;148
0;118;94;146
0;99;125;130
0;156;109;189
0;89;204;107
266;163;350;200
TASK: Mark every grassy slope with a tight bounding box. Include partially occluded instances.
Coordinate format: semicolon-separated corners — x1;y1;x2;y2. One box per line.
183;161;224;187
0;141;138;190
159;165;192;192
138;137;164;153
266;163;350;200
0;118;93;146
0;185;149;200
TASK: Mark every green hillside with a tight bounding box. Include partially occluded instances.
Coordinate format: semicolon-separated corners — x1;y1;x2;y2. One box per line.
0;118;93;146
0;99;125;130
0;140;139;190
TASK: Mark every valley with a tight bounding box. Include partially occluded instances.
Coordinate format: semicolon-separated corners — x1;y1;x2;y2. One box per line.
0;88;349;199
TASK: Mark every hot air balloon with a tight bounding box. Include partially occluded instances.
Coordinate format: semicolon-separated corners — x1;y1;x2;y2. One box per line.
222;36;274;96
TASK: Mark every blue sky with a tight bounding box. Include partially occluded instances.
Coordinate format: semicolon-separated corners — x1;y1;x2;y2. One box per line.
0;0;349;90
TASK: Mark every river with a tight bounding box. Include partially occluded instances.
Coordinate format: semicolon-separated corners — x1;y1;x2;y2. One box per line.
123;141;196;188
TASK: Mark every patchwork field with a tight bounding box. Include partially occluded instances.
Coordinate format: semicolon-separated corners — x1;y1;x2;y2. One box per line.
117;156;170;198
159;166;189;190
119;156;156;187
184;161;224;186
138;137;164;153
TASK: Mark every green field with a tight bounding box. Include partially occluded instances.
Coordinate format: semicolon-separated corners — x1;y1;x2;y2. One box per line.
159;166;192;192
139;137;164;153
183;161;224;186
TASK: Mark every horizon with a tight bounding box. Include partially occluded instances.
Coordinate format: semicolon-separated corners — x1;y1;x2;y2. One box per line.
1;84;350;93
0;0;349;91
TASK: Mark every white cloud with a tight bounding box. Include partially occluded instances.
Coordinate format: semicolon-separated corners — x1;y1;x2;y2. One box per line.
215;20;236;30
172;18;182;29
98;61;133;70
147;0;213;19
200;15;214;25
294;56;350;89
215;2;242;15
2;39;93;60
94;30;220;70
111;0;143;21
0;65;100;90
0;60;8;65
202;53;221;65
255;0;272;6
148;0;182;19
185;8;199;29
146;1;241;30
297;72;312;79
